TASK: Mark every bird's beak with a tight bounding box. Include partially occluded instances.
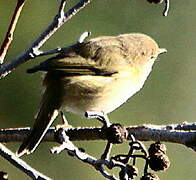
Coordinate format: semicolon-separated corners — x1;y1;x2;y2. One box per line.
158;48;167;55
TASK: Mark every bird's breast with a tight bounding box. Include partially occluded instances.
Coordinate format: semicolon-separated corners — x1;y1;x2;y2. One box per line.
61;68;146;115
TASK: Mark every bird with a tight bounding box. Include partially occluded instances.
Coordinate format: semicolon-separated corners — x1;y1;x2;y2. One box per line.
17;33;167;156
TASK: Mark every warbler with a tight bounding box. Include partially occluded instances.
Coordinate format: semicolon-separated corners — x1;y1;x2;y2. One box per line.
17;33;166;156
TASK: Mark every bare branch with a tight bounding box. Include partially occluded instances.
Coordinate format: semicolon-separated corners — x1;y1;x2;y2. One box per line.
126;123;196;151
0;0;92;79
146;0;170;16
0;122;195;151
0;123;194;179
50;127;148;180
0;143;51;180
163;0;170;16
0;0;27;64
50;128;118;180
36;31;91;57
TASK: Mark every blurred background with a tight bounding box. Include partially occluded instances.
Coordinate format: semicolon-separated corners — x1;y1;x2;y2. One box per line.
0;0;196;179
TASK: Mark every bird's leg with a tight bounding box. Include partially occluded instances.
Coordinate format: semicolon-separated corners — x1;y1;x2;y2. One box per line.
56;111;72;130
85;111;127;161
85;111;111;128
60;111;68;125
85;111;113;160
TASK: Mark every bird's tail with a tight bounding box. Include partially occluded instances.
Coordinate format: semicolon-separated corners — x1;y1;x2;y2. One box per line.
17;80;62;156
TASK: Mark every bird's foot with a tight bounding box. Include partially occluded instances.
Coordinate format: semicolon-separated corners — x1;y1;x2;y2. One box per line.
85;111;128;162
85;111;111;128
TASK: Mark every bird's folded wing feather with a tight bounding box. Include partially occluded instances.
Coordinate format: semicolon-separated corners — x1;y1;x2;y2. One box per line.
26;37;125;76
27;53;117;76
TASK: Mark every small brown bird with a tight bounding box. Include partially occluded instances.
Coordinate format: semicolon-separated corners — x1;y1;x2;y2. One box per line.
17;33;166;156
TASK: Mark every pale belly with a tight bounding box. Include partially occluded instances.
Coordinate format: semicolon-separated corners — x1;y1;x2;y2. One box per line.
61;73;144;115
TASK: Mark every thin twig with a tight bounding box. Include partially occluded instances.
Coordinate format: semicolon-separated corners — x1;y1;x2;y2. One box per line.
101;142;113;160
36;31;91;57
51;130;118;180
51;128;138;179
0;122;195;151
146;0;170;16
0;0;27;64
95;166;117;180
0;143;51;180
0;0;92;78
163;0;170;16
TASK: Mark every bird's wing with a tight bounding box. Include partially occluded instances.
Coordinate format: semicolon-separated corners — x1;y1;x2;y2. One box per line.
27;37;125;76
27;53;117;76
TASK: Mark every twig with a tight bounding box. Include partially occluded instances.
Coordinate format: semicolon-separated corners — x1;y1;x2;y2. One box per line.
127;123;196;151
163;0;170;16
0;122;195;151
36;31;91;57
0;0;92;78
146;0;170;16
0;0;27;64
0;143;51;180
101;142;113;160
0;171;8;180
50;129;118;180
51;128;144;179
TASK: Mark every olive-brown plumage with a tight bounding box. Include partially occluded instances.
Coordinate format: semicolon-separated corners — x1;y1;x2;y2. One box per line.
17;33;166;156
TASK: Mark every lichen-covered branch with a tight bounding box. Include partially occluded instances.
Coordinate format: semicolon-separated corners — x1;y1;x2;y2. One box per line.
0;122;195;151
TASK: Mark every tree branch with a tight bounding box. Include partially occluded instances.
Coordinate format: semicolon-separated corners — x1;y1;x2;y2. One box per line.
0;0;92;79
50;129;119;180
0;143;51;180
36;31;91;58
146;0;170;16
0;122;195;152
0;0;27;64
